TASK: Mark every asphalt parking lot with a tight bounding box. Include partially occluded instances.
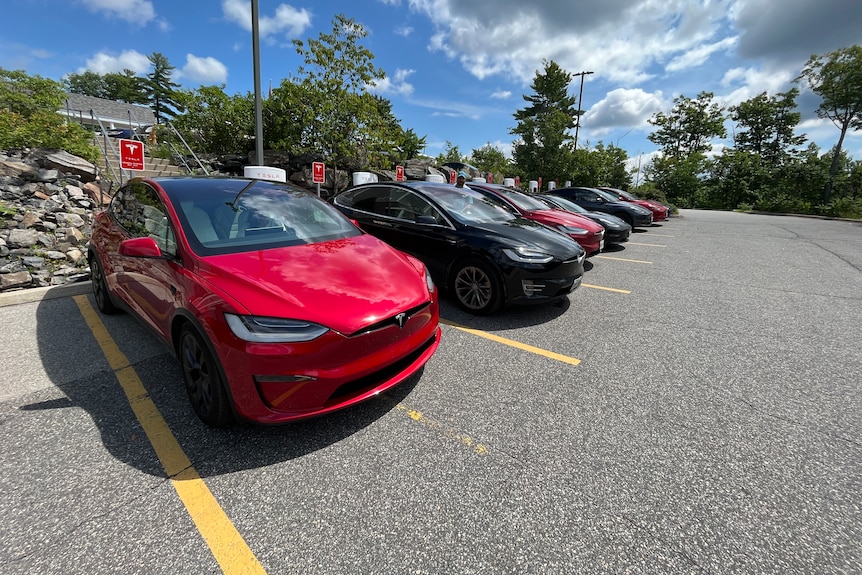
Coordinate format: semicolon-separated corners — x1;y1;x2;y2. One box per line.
1;209;860;574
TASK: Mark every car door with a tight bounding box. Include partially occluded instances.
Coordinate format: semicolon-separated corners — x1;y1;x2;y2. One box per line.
347;185;458;284
111;181;180;338
573;188;605;211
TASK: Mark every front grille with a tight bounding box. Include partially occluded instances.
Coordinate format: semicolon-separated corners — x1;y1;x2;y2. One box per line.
326;332;439;403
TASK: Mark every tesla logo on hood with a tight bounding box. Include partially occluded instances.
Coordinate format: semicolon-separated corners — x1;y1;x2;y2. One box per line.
395;313;408;328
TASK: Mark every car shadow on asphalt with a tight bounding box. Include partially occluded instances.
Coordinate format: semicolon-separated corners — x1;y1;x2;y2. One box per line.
28;293;425;478
436;290;572;332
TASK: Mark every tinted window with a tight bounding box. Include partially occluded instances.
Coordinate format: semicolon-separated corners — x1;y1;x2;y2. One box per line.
112;181;177;255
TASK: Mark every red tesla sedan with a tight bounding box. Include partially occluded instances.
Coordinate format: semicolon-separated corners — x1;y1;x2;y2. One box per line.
467;182;605;256
88;176;441;426
599;187;669;222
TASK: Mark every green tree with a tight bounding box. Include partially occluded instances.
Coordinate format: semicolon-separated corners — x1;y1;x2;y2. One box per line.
730;89;806;166
435;141;464;165
105;70;148;104
468;143;509;181
647;91;726;158
511;60;577;182
173;85;254;155
0;68;98;161
146;52;183;124
64;70;108;98
797;45;862;202
291;14;386;178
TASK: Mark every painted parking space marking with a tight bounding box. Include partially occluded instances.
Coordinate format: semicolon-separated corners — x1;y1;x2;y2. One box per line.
626;241;667;248
582;283;632;294
440;319;581;365
595;255;653;264
393;403;489;455
644;233;674;238
73;295;267;575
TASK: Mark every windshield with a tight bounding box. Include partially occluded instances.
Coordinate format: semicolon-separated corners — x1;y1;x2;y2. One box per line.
610;188;637;201
541;194;588;214
421;186;516;224
494;187;551;211
165;178;361;255
593;188;622;202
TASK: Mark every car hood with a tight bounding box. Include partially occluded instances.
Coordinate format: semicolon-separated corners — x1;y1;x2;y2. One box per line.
195;234;431;334
588;211;630;230
636;199;665;211
524;209;604;233
468;218;585;259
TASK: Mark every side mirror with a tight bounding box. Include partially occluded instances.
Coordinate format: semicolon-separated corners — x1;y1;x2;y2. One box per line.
415;215;438;225
119;237;162;258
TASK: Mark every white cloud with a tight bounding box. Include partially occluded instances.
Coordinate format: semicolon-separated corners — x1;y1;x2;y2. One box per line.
180;54;229;84
222;0;311;39
588;88;667;132
81;50;152;75
666;37;738;73
395;25;414;37
369;68;415;96
79;0;156;25
491;90;511;99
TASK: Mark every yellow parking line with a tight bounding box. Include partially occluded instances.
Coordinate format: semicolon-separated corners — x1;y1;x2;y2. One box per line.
440;319;581;365
73;295;266;575
395;403;489;455
595;255;653;264
582;283;631;294
644;233;674;238
626;242;666;248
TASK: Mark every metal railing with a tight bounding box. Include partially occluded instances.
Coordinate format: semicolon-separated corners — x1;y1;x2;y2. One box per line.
83;111;210;186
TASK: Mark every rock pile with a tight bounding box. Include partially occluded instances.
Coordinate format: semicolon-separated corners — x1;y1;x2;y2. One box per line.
0;148;107;292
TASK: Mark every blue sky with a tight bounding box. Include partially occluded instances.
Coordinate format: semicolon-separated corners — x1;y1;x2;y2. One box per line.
3;0;862;181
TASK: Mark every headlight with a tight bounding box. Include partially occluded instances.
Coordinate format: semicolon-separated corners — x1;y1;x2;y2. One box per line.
557;225;588;235
502;247;554;264
424;264;435;293
225;314;329;343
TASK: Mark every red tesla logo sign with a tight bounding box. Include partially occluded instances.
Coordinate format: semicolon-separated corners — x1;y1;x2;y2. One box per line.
487;173;493;183
312;162;325;184
449;169;456;184
395;165;404;182
119;138;144;171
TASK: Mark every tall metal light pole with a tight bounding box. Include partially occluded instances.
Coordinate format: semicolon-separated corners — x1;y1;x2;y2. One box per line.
251;0;264;166
573;70;593;151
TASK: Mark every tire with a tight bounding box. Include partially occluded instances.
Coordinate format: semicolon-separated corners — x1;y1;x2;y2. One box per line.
89;251;118;315
450;258;503;315
178;324;233;427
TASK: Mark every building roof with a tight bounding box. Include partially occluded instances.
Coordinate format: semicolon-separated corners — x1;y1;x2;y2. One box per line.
60;92;156;129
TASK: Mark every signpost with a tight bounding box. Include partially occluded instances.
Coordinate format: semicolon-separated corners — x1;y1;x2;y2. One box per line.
395;165;404;182
448;169;456;184
312;161;325;196
119;138;144;172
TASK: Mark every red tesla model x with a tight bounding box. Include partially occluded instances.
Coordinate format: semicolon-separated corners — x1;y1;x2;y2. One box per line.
88;176;440;426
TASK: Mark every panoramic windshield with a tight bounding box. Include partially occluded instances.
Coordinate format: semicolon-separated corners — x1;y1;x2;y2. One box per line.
167;178;361;255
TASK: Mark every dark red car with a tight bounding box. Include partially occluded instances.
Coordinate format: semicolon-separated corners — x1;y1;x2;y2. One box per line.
88;176;441;426
467;182;605;256
599;187;669;222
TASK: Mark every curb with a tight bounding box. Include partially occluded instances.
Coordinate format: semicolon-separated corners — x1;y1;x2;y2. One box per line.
0;281;92;308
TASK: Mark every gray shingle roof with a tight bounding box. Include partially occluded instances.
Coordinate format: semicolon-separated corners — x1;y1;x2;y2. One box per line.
60;93;156;129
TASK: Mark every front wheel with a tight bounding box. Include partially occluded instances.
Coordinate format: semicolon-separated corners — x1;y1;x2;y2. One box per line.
89;251;118;315
450;258;503;315
178;324;233;427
